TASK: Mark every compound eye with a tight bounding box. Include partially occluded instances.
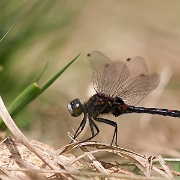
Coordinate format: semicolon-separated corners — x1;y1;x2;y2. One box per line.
67;98;83;117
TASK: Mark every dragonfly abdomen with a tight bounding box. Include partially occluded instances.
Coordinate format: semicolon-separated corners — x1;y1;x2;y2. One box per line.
127;106;180;117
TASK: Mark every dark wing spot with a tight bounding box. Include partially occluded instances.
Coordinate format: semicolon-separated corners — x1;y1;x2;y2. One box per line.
104;63;109;68
126;58;131;61
140;73;145;77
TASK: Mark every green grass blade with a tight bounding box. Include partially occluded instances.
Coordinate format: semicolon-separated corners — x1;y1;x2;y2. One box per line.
0;53;80;129
0;21;16;43
0;83;41;128
7;83;41;117
38;53;81;95
35;59;51;83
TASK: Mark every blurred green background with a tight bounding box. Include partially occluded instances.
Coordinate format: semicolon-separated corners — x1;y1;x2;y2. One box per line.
1;0;180;156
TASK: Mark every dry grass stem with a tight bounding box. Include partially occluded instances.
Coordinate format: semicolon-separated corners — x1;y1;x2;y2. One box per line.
0;96;179;180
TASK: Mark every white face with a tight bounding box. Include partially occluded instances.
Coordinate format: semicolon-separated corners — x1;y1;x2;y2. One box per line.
67;102;73;114
67;98;83;117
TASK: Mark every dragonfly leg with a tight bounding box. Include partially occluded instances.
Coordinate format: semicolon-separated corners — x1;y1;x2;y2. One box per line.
74;119;100;144
72;116;100;144
94;118;118;146
71;115;87;143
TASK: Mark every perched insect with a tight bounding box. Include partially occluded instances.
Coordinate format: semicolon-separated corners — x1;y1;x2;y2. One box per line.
67;51;180;146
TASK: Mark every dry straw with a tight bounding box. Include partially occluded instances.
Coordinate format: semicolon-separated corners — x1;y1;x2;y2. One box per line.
0;96;179;180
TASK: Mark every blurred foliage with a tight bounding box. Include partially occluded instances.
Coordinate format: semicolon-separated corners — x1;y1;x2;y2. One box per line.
0;1;84;129
0;1;180;163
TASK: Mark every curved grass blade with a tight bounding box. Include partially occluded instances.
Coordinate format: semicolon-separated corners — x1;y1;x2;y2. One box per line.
35;59;51;83
0;53;80;129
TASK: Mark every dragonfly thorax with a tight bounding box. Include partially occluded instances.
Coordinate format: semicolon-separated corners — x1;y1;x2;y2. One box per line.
84;93;129;118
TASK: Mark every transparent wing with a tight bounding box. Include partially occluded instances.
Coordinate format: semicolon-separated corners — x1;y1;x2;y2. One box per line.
112;57;160;105
88;51;119;95
88;52;160;106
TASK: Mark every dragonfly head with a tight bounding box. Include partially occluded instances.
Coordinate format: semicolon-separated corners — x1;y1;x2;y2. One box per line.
67;98;83;117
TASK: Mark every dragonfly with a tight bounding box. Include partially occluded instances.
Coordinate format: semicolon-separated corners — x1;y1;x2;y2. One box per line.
67;51;180;146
